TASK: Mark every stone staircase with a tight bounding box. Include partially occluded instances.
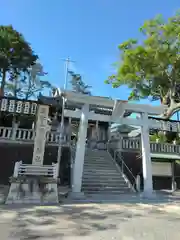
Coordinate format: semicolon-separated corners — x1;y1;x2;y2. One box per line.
81;149;134;196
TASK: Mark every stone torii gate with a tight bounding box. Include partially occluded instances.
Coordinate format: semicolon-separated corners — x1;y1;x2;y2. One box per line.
59;89;165;198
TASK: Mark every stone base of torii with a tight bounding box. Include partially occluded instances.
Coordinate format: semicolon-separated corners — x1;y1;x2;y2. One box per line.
6;104;59;204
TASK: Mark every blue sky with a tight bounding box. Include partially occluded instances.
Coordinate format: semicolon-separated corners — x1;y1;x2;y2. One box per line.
1;0;180;102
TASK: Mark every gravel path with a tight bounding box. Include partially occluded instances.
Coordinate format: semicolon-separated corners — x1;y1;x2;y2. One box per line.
0;202;180;239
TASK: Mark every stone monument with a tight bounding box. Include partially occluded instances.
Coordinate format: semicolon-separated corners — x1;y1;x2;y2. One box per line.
5;99;58;204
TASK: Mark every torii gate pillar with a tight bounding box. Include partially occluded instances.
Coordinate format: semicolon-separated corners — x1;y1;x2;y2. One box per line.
111;101;166;197
71;104;89;197
141;112;153;196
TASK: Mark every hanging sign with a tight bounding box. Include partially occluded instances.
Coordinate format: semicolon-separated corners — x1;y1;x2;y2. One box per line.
0;98;38;115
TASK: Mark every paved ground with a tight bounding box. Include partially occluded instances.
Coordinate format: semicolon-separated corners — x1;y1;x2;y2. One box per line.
0;202;180;239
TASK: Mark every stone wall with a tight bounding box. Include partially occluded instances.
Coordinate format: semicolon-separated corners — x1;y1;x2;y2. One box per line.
0;143;71;185
121;151;180;190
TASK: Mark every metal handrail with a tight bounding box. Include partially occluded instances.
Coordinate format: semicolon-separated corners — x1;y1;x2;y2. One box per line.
107;140;137;191
70;144;76;189
114;149;137;190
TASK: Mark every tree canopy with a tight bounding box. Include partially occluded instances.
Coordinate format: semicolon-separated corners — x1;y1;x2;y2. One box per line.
5;62;52;99
68;71;92;95
106;11;180;118
0;25;52;99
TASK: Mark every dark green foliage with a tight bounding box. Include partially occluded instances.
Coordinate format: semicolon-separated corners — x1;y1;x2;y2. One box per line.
69;71;92;95
106;11;180;118
0;25;38;96
0;25;53;99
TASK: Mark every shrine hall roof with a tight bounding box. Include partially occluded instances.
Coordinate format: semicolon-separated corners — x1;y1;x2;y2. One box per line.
38;95;114;115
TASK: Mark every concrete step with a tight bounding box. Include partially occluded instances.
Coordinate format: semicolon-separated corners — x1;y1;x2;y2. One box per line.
85;149;107;154
84;159;112;162
85;154;109;157
84;157;108;159
84;157;109;159
82;184;128;188
83;169;118;173
85;155;109;158
83;174;123;179
85;156;111;159
84;159;111;163
82;184;129;189
84;163;115;166
82;184;127;188
84;162;112;165
82;175;125;183
84;163;112;166
82;178;126;183
83;167;117;171
84;160;114;164
82;190;130;194
82;174;124;179
82;175;124;180
85;155;108;157
83;174;122;179
85;152;109;157
83;173;121;177
82;150;133;195
82;177;126;181
82;181;126;185
85;152;110;155
84;193;137;200
83;165;115;169
82;184;127;189
82;180;126;184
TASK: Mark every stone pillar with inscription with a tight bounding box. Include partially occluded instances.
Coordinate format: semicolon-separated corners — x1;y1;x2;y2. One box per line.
6;103;59;204
32;105;49;165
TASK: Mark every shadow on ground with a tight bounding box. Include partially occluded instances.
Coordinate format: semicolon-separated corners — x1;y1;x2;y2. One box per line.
0;201;180;239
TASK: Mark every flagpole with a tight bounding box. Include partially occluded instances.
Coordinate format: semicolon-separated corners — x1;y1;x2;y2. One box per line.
64;57;70;89
56;57;75;182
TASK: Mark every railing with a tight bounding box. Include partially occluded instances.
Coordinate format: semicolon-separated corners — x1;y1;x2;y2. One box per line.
150;142;180;154
16;128;34;141
114;149;137;191
47;132;60;144
1;125;180;155
0;126;67;145
121;138;180;154
122;139;140;150
0;127;12;139
70;145;76;189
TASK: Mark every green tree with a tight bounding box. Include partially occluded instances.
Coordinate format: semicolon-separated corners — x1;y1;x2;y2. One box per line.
0;25;37;96
69;71;92;95
5;62;52;99
106;12;180;118
149;132;167;143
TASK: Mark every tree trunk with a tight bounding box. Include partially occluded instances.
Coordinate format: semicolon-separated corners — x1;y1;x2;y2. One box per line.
1;69;6;96
161;100;180;119
0;69;6;125
25;75;32;100
11;116;19;140
11;77;18;134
